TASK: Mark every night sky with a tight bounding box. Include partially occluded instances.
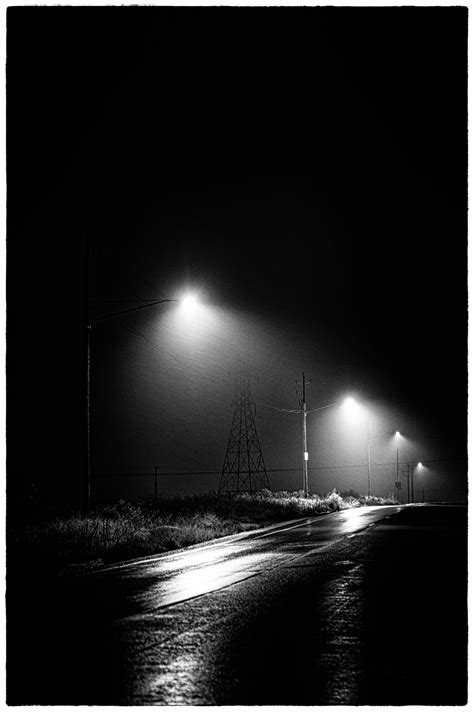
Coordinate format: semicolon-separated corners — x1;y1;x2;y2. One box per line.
7;6;467;512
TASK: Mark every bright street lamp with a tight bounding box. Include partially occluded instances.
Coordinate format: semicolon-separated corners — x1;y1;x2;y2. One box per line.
415;463;427;502
342;397;372;497
394;431;402;501
84;293;197;514
407;462;424;503
405;461;423;504
181;294;198;311
343;399;403;499
302;393;366;497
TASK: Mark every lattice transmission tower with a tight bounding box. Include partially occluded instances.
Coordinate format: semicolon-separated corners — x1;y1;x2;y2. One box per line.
219;375;270;494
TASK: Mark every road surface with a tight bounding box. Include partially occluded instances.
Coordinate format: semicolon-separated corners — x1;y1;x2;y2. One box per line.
7;503;467;705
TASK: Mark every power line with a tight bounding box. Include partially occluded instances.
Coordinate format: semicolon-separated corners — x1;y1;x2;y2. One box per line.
91;298;162;303
261;403;300;414
94;456;466;479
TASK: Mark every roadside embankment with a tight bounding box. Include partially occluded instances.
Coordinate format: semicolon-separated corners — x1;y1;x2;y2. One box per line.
7;490;398;576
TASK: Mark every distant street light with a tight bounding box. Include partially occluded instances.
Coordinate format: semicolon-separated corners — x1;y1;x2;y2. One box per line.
394;431;402;501
414;462;424;503
393;432;424;504
84;289;197;515
301;373;309;498
343;399;405;499
271;391;409;500
404;461;424;504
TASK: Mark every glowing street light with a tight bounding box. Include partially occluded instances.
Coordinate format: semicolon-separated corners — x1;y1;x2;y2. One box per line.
302;393;368;497
342;396;358;414
181;294;198;311
343;399;401;499
394;430;402;501
415;463;427;502
342;397;372;496
407;462;425;503
84;292;198;514
405;462;423;504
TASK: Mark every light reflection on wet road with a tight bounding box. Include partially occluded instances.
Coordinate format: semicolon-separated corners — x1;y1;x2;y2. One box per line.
7;504;467;705
83;505;401;619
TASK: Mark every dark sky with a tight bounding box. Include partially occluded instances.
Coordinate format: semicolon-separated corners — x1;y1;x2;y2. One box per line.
7;7;467;510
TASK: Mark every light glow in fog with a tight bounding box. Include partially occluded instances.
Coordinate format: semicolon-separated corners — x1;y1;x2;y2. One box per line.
181;294;198;312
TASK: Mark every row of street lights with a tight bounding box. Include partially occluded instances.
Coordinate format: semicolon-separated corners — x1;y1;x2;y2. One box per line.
84;285;425;512
299;383;424;500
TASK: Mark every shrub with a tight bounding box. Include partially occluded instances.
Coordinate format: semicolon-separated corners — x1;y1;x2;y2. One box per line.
9;488;388;572
340;489;362;499
359;495;398;506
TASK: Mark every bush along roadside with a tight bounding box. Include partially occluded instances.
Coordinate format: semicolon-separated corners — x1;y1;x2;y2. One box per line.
7;489;400;576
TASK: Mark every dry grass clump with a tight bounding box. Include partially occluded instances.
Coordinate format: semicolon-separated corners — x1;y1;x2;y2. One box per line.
8;489;396;574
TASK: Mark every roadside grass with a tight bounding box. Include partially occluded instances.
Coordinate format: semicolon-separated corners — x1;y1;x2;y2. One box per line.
7;489;399;575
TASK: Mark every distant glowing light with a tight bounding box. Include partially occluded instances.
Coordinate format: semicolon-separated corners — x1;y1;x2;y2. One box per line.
395;431;401;437
417;462;423;468
304;451;309;461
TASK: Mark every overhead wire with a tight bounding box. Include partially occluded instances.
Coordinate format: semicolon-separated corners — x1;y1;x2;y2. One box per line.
94;456;467;479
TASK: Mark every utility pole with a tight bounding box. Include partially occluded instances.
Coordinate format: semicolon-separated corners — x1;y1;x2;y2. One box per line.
405;463;416;504
153;465;159;503
302;372;309;498
396;447;399;489
367;418;371;497
395;447;401;501
83;236;91;516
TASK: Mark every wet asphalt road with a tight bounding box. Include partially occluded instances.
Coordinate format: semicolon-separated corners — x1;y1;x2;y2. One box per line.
7;504;467;705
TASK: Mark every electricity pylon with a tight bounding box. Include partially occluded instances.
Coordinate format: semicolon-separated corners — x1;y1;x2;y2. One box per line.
219;375;270;494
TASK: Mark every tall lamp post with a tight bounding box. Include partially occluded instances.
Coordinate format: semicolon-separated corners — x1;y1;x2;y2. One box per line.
84;295;186;515
301;372;309;498
367;418;371;497
344;398;405;498
394;431;402;501
368;427;405;500
342;397;372;497
404;462;423;503
413;462;424;503
405;462;412;504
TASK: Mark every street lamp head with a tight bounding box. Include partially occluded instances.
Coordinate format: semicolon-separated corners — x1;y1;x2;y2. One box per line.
395;430;401;437
181;294;198;311
342;396;362;418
